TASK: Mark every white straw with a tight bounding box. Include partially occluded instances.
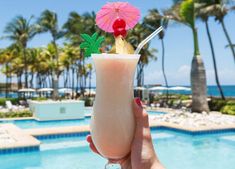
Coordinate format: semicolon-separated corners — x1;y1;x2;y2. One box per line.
134;26;164;54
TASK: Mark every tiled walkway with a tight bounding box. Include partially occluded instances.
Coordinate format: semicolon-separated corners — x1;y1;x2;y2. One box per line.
0;124;40;151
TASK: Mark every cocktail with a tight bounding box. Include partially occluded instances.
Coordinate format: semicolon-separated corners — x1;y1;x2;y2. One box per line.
79;1;163;165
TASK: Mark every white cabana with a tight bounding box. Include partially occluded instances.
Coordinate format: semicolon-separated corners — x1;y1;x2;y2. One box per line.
37;88;54;92
84;89;96;96
168;86;191;91
58;88;73;93
18;88;36;92
134;86;146;90
148;86;168;91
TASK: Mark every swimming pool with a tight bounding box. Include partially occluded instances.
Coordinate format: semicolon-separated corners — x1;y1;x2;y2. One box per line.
0;110;165;129
0;129;234;169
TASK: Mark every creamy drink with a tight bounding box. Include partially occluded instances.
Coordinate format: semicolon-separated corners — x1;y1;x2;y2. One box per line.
91;54;140;159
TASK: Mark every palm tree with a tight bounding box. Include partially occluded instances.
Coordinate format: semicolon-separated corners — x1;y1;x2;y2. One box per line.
8;43;24;90
128;23;157;87
38;10;64;99
63;11;99;96
61;44;80;98
4;16;39;88
197;1;225;100
0;48;13;97
197;0;235;63
165;0;209;112
144;9;170;101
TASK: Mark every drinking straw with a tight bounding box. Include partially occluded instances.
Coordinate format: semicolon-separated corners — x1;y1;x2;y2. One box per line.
134;26;163;54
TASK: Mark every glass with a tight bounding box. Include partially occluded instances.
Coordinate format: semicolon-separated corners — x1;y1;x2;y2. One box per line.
91;54;140;161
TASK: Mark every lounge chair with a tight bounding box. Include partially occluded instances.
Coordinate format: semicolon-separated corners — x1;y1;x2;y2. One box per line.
5;101;24;111
172;100;183;109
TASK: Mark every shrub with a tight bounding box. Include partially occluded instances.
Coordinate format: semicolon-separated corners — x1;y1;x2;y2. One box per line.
208;99;227;111
0;98;20;106
32;97;48;101
84;97;93;107
179;95;190;100
221;105;235;115
209;98;235;115
0;110;32;118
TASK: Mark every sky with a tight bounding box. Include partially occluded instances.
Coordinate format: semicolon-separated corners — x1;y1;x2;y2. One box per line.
0;0;235;86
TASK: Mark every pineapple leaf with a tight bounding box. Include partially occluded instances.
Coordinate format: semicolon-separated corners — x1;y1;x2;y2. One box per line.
80;34;93;44
80;32;105;58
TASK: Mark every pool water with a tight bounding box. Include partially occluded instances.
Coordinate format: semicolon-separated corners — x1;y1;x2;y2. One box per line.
147;110;166;116
0;110;165;129
0;129;235;169
0;118;91;129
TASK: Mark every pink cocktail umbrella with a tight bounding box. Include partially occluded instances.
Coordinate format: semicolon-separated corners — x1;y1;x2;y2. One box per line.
96;2;140;33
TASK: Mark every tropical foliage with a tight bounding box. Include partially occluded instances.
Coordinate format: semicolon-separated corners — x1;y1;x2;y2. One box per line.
0;1;235;113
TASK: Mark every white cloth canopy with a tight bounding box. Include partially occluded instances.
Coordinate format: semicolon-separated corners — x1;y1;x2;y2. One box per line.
148;86;168;91
84;89;96;95
37;88;54;92
168;86;191;91
134;86;146;90
18;88;36;92
58;88;73;93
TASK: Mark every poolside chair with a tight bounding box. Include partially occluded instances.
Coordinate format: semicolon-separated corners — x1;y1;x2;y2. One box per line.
5;101;17;110
5;101;24;110
172;100;183;109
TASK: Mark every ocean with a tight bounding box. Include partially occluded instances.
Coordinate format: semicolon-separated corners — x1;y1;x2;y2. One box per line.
0;85;235;98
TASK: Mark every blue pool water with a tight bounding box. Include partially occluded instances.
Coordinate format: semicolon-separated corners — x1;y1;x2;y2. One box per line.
0;111;165;129
0;129;235;169
0;118;91;129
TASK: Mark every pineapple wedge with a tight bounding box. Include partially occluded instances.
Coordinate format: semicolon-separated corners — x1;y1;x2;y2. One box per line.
114;36;134;54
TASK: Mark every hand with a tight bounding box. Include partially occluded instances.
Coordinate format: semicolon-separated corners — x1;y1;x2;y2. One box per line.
87;98;165;169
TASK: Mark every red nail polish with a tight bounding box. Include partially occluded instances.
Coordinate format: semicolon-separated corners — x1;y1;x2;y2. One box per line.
135;98;142;107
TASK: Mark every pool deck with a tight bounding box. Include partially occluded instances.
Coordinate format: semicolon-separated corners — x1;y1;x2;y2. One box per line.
0;124;40;150
23;119;235;138
1;107;235;151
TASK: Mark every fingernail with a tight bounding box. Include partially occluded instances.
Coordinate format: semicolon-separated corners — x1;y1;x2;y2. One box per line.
135;98;142;108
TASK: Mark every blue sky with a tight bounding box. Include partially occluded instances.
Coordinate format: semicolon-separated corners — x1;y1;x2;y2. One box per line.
0;0;235;86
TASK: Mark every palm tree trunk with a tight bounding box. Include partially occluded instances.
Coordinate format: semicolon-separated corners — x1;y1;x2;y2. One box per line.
191;27;209;113
89;70;92;97
30;73;34;88
161;39;169;101
221;19;235;64
205;21;225;100
72;68;75;99
63;71;66;88
52;39;59;100
5;64;8;98
23;47;28;88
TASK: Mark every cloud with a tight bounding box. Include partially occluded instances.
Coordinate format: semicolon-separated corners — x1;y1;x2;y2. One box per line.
206;68;235;85
143;64;235;85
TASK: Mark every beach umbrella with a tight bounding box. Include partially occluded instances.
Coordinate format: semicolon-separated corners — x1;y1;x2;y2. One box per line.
134;86;146;90
168;86;191;91
37;88;53;92
58;88;73;93
18;88;36;92
84;89;96;96
148;86;168;91
96;2;140;32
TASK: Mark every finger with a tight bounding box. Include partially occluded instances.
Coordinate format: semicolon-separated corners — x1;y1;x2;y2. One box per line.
108;152;131;165
86;135;92;143
89;142;100;154
133;98;149;127
86;135;100;154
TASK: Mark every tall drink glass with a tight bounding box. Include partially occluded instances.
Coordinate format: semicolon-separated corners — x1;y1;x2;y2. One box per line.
91;53;140;159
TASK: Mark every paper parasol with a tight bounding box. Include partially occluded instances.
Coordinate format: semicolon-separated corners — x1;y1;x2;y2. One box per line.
96;2;140;33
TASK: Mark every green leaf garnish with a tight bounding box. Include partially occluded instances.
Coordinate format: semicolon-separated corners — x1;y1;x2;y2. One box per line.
80;32;104;58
